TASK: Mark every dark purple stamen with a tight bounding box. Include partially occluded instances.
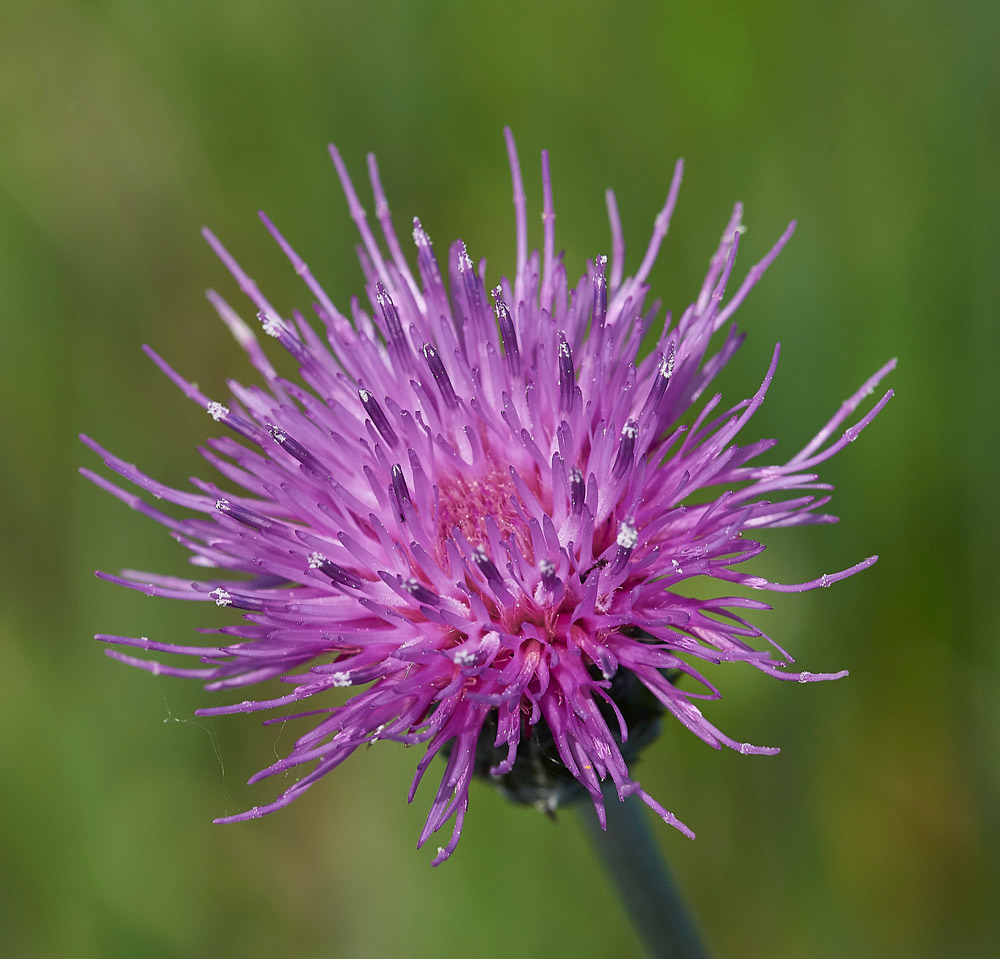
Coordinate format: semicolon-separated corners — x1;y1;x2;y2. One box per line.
557;332;575;413
539;558;559;592
412;218;440;285
593;255;608;329
358;388;398;448
375;281;411;365
459;243;482;312
422;343;458;408
256;311;310;364
492;288;520;376
310;555;362;590
226;413;266;444
209;587;265;611
270;426;325;473
215;498;272;531
390;464;410;519
639;349;675;421
472;546;505;591
612;419;638;480
403;577;439;605
569;467;585;514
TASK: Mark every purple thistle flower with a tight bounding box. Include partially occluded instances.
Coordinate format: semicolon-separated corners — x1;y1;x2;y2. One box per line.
83;129;894;865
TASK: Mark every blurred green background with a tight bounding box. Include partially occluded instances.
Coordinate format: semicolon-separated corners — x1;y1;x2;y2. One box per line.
2;1;997;956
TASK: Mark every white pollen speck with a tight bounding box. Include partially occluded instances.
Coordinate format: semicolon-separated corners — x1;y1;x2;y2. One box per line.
331;671;351;687
491;285;503;301
623;422;638;438
308;552;324;569
376;291;387;306
558;340;570;357
412;219;430;246
259;313;282;337
210;588;232;607
739;742;753;755
453;649;476;666
437;846;446;858
617;521;638;550
207;401;229;421
458;246;471;272
403;578;420;593
473;546;489;564
272;430;287;444
798;671;814;683
539;559;555;576
215;498;230;511
359;388;371;402
596;254;607;269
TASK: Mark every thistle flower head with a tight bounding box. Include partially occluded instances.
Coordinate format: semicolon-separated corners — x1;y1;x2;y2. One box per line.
84;129;893;864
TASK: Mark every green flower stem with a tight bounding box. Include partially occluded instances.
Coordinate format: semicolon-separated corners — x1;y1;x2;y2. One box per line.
581;791;709;958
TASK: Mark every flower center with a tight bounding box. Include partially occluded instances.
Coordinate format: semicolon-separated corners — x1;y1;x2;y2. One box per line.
436;460;532;563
